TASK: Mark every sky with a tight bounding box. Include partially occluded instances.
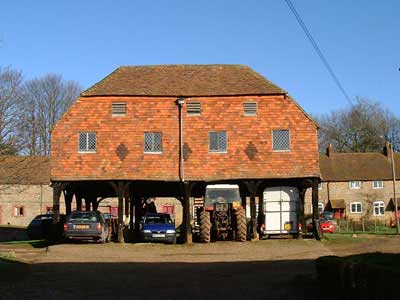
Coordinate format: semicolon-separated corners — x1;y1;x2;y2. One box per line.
1;0;399;116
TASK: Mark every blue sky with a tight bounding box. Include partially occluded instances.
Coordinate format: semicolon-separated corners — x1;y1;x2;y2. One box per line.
1;0;399;116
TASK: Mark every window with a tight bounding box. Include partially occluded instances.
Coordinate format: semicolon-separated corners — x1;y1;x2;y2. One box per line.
272;130;290;151
373;201;385;216
112;102;126;116
13;206;24;217
187;102;201;115
144;132;162;153
349;181;361;189
78;132;96;152
350;202;363;213
318;203;324;213
318;182;323;190
209;131;227;153
372;180;384;189
243;102;257;116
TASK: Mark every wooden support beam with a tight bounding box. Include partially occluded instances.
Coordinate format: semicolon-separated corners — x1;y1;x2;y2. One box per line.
244;180;263;240
52;182;63;224
181;182;193;244
134;196;143;241
110;181;131;243
76;193;82;211
63;189;73;216
85;198;91;211
298;187;306;238
257;192;265;238
311;178;322;240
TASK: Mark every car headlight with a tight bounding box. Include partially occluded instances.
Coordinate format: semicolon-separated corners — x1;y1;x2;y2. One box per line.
166;229;175;234
143;230;151;233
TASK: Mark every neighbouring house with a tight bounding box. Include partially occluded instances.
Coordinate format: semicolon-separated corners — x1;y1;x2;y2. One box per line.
50;64;321;242
0;156;59;226
305;144;400;223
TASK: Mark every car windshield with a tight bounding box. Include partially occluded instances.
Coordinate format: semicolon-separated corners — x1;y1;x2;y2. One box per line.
69;212;98;222
144;215;171;224
205;188;240;205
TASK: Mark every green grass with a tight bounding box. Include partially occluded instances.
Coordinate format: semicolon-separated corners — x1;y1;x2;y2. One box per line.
0;239;49;248
322;233;368;243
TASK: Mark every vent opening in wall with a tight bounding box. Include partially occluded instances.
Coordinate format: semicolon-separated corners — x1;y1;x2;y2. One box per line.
187;102;201;115
243;102;257;116
112;102;126;116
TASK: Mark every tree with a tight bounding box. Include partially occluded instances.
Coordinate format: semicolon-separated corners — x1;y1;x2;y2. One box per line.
18;74;81;155
0;67;23;154
316;97;400;152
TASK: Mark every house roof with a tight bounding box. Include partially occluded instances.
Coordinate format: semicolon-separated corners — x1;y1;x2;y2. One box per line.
320;152;400;181
81;64;286;97
0;156;50;185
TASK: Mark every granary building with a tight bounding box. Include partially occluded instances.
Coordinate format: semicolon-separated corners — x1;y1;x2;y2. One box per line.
50;64;321;242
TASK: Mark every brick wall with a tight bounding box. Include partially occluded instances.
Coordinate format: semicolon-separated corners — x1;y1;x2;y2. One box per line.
0;184;65;226
305;180;400;221
51;95;319;181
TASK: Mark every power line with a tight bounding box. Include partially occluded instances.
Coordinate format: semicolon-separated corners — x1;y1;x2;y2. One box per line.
284;0;353;106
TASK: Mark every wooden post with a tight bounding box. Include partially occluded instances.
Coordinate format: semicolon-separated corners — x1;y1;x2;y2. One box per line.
64;190;73;216
116;181;125;243
52;182;62;224
76;193;82;211
257;191;265;238
92;198;99;211
124;190;130;218
244;180;262;240
134;195;143;241
298;187;306;237
181;182;192;244
312;178;322;240
85;198;91;211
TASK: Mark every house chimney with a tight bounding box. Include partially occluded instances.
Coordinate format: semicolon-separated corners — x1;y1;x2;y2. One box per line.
326;144;334;157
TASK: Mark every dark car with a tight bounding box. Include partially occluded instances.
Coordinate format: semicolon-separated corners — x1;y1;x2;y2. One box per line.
141;213;176;244
64;211;110;243
27;213;66;240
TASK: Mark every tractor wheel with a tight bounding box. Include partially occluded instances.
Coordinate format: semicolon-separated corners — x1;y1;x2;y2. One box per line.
235;208;247;242
199;211;211;243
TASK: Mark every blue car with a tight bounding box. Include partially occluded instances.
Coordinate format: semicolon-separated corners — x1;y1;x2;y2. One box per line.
141;213;176;244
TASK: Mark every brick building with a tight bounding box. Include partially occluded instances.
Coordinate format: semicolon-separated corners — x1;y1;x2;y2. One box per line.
50;64;321;242
305;144;400;222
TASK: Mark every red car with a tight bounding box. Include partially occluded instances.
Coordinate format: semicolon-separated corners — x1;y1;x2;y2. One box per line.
319;219;335;233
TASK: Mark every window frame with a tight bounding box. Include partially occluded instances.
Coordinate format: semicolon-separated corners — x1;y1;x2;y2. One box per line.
13;205;25;217
373;201;385;216
208;131;228;153
78;131;97;153
144;132;163;154
272;129;291;152
350;202;363;214
349;181;361;190
372;180;384;189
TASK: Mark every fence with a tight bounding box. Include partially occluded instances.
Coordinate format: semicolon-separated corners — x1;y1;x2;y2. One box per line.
334;218;396;234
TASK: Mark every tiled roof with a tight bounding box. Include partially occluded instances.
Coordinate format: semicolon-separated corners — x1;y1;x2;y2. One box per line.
0;156;50;185
319;152;400;181
81;64;286;97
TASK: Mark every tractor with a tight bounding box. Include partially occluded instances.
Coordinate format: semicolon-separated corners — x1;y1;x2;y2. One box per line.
197;184;247;242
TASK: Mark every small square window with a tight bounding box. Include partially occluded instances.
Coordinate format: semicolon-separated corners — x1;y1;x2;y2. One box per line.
78;132;96;152
13;206;24;217
350;202;362;213
144;132;162;153
372;181;384;189
187;102;201;115
373;201;385;216
243;102;257;116
349;181;361;189
272;130;290;151
209;131;227;153
112;102;126;116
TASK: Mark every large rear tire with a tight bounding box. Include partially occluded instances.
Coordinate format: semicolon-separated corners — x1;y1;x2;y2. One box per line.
199;211;211;243
235;208;247;242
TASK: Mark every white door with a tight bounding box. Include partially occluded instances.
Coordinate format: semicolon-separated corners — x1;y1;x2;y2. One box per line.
264;186;299;234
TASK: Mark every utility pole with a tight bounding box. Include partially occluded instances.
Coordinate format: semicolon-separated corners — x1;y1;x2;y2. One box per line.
390;143;399;234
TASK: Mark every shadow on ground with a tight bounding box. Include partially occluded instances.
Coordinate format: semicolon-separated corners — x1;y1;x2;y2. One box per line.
0;259;320;300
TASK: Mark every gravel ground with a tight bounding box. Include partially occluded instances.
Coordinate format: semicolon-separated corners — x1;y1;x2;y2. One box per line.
1;235;399;300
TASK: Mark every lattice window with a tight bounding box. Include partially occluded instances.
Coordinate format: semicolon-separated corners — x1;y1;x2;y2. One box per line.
209;131;227;152
144;132;162;153
272;130;290;151
243;102;257;116
187;102;201;115
78;132;96;152
112;102;126;116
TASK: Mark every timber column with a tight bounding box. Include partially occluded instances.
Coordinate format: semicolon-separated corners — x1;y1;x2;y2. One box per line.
181;182;193;244
311;178;322;240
